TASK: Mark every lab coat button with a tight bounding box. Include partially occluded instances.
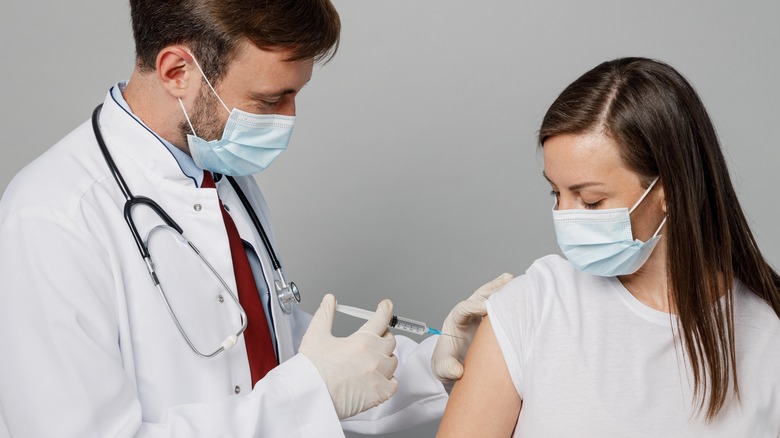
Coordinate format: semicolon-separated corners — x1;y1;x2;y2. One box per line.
218;295;225;303
193;204;202;211
234;385;241;394
223;204;230;211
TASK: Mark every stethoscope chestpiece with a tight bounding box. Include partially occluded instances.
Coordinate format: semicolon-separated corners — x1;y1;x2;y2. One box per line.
225;175;302;316
274;269;301;315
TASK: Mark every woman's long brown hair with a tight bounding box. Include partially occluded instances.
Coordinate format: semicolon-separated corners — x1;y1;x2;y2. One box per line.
539;57;780;420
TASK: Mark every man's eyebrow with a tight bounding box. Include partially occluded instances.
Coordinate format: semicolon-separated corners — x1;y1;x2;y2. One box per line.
542;171;604;191
249;79;311;100
248;89;296;99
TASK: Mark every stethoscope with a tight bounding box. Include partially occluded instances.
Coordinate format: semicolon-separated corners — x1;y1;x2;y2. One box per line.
91;104;300;358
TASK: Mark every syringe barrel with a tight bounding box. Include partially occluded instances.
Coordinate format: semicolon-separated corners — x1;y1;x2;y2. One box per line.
389;315;427;335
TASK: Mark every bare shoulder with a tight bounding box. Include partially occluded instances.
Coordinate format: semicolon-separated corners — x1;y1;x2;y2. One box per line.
437;317;522;437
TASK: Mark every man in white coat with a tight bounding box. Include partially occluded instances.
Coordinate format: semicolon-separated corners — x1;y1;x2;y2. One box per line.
0;0;512;436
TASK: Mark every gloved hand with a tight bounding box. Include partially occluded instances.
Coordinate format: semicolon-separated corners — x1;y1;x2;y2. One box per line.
431;273;514;388
299;294;399;419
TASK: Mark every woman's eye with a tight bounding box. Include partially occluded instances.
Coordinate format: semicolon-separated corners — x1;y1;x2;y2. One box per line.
549;190;560;199
583;200;602;210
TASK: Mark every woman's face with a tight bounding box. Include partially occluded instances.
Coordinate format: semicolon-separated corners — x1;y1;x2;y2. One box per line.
543;131;666;242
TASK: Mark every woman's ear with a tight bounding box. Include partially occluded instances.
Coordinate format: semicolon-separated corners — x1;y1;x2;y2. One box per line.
658;180;667;214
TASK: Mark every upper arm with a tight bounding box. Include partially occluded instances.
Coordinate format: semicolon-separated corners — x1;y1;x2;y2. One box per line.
437;315;522;437
0;213;134;436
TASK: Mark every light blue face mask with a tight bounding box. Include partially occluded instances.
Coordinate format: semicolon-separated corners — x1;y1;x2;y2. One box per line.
178;54;295;176
552;176;667;277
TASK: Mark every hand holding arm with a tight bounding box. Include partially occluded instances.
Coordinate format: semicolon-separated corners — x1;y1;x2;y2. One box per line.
431;273;513;386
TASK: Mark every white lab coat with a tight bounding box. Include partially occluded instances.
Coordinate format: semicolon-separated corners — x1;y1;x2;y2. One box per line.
0;90;446;437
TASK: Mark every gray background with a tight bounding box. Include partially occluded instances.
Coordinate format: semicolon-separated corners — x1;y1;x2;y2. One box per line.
1;1;778;437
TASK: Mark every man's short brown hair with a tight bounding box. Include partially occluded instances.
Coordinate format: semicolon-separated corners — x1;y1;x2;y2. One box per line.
130;0;340;81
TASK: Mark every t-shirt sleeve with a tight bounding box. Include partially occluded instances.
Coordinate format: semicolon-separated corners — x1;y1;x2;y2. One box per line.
487;256;556;399
486;299;525;397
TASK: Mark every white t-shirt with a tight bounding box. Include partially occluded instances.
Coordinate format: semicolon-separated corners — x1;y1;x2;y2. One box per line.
487;255;780;437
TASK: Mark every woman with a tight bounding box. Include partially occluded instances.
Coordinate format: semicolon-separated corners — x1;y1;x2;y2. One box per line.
437;58;780;437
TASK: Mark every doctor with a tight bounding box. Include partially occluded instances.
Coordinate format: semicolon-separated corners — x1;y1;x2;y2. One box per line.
0;0;511;437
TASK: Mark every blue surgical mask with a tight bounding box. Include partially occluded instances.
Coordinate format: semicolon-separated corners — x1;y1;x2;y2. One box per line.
178;54;295;176
552;176;667;276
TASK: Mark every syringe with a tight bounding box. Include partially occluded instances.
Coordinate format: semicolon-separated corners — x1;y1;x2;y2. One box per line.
336;304;443;336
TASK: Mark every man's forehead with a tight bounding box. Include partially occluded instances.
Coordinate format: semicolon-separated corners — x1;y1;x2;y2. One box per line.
222;45;313;90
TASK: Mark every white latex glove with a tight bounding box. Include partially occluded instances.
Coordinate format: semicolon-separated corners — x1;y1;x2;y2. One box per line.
431;273;514;387
299;294;399;419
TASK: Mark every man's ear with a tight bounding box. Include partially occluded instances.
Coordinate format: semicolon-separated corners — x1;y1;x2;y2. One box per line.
155;46;199;99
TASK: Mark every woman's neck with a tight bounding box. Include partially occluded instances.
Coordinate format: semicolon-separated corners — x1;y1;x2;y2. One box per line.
617;239;674;313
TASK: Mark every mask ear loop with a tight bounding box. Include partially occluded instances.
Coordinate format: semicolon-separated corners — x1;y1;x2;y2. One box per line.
178;98;197;137
652;216;667;237
630;176;667;238
186;51;231;115
629;176;660;214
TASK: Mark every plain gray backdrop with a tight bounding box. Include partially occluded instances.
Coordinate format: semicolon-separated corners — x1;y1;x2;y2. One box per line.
1;1;778;437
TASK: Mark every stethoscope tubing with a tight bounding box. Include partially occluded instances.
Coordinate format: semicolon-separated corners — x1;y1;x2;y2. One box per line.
92;102;298;323
92;103;252;357
225;176;282;271
92;104;285;273
92;104;184;260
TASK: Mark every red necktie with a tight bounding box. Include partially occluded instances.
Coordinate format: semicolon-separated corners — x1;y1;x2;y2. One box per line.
202;172;277;384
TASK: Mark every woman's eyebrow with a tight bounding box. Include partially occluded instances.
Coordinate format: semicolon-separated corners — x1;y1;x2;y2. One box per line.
542;171;604;191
